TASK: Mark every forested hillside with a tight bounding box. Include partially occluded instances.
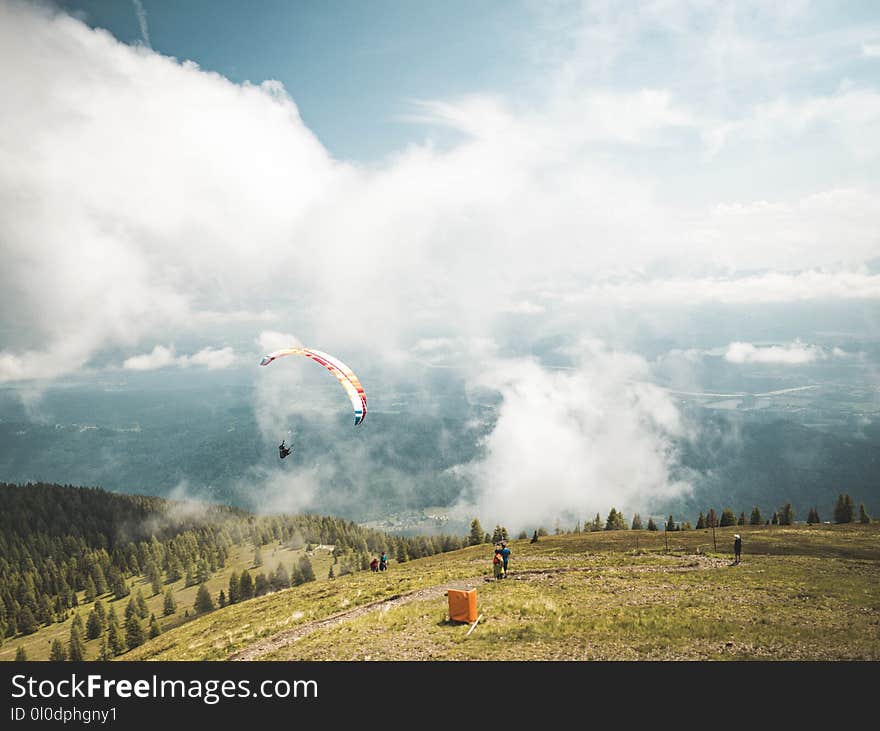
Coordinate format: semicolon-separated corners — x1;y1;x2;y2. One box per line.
0;482;466;653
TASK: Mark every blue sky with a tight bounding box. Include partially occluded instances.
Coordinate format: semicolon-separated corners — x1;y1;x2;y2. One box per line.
57;0;539;161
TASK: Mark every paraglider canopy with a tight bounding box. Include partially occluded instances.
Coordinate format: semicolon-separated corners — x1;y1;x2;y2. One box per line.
259;347;367;426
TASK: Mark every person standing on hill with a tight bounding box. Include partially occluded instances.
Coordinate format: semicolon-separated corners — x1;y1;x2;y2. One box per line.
500;542;511;578
493;548;504;580
370;557;379;572
530;530;539;543
733;534;742;565
379;552;388;571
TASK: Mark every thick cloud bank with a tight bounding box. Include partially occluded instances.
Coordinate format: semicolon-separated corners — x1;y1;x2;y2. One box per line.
455;343;691;530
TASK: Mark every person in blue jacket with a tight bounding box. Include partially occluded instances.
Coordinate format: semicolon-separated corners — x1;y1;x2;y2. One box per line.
499;542;511;578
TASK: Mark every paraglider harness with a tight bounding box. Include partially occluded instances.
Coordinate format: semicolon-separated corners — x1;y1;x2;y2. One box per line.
279;440;292;459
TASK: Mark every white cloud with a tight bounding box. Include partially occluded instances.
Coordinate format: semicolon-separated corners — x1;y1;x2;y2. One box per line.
184;346;236;370
556;270;880;307
705;86;880;159
454;342;691;530
1;1;878;390
123;345;176;371
122;344;237;371
863;43;880;58
723;340;839;364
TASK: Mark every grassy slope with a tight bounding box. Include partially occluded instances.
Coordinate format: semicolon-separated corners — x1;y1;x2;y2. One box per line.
125;523;879;661
0;542;334;662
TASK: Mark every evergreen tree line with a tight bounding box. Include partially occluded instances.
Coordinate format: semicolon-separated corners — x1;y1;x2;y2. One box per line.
468;492;872;541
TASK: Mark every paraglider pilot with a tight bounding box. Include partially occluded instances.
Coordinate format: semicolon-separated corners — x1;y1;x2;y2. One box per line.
279;440;292;459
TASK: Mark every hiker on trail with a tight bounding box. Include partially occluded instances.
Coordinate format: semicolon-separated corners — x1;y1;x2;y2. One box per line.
733;534;742;564
370;557;379;572
500;542;511;577
492;548;504;580
379;552;388;571
530;530;538;543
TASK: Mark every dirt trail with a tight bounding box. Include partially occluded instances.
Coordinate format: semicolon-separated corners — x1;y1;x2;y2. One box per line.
230;576;485;660
229;555;726;661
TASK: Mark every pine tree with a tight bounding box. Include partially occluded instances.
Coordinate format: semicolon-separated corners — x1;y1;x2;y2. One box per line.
292;563;304;585
254;573;269;596
492;525;504;543
97;637;111;661
706;509;718;528
695;512;706;529
194;584;215;614
719;508;736;527
298;556;316;583
807;507;820;524
196;559;210;585
227;572;240;604
253;546;263;568
665;515;676;532
834;494;854;524
162;588;177;616
271;564;290;591
218;590;227;608
18;606;37;635
606;508;627;531
165;556;182;583
737;512;746;526
327;566;335;579
49;638;67;661
86;607;104;640
647;517;658;531
239;571;254;600
92;564;107;595
125;614;144;650
591;513;603;531
468;518;484;546
779;502;795;526
15;646;27;661
68;621;86;661
84;576;97;603
148;614;161;639
107;617;125;656
135;588;149;619
631;513;643;530
749;506;762;525
518;530;528;540
859;504;871;524
111;574;130;600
